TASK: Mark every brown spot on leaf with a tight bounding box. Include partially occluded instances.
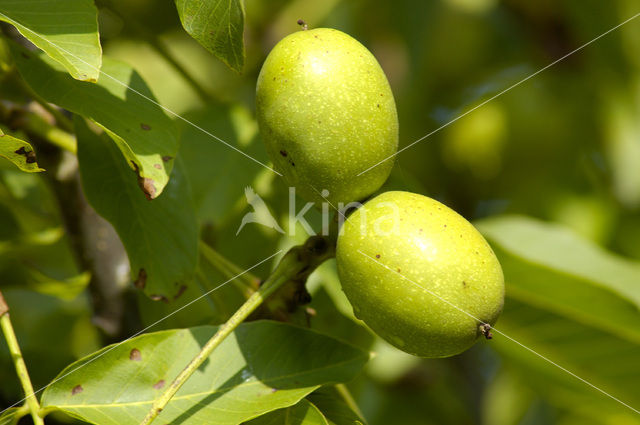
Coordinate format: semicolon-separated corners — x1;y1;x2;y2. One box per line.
14;146;37;164
397;268;401;273
154;163;162;169
130;161;157;199
462;281;467;288
173;285;188;300
140;123;151;131
279;150;288;157
130;348;142;361
153;380;166;389
162;156;173;162
150;294;169;303
134;269;147;289
271;388;278;393
71;385;83;395
21;52;29;59
139;177;157;200
375;254;380;259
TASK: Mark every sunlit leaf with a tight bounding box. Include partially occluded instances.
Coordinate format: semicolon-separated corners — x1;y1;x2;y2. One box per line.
246;399;329;425
308;387;366;425
41;321;368;425
75;117;197;300
0;130;44;172
0;407;23;425
175;0;245;72
0;0;101;81
477;215;640;420
477;215;640;342
12;44;178;198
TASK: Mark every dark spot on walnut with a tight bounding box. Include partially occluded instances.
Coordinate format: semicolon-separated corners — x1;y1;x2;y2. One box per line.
130;348;142;361
279;150;288;157
162;156;172;162
71;385;83;395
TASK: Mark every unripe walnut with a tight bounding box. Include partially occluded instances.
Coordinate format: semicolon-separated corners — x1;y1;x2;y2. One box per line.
336;191;505;357
256;28;398;206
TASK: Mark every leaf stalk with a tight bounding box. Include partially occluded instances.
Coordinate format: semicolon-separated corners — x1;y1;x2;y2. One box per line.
140;235;335;425
0;290;45;425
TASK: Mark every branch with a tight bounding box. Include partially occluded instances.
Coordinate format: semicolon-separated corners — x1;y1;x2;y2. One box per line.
0;291;45;425
140;235;335;425
199;241;261;293
147;37;213;104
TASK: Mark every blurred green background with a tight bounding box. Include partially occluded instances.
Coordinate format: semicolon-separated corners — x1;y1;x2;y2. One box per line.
1;0;640;424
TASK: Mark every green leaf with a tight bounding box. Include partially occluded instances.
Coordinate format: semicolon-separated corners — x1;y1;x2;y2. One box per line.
179;104;266;222
0;0;101;81
175;0;245;72
12;44;179;198
308;388;366;425
0;288;100;401
245;399;329;425
75;117;198;300
492;299;640;421
477;215;640;343
0;130;44;172
40;321;368;425
0;407;23;425
476;216;640;418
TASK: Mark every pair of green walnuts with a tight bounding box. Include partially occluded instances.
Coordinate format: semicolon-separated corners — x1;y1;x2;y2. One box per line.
256;27;504;358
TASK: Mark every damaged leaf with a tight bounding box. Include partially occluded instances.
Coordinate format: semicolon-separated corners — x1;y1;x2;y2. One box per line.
75;117;197;299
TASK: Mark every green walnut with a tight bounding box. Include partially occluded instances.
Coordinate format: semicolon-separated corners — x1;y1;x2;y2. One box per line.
256;28;398;206
336;191;504;357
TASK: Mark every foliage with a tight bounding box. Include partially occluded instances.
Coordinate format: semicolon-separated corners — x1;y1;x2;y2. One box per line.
1;1;640;425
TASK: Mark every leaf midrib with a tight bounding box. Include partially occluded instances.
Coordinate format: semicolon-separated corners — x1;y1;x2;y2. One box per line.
46;355;365;409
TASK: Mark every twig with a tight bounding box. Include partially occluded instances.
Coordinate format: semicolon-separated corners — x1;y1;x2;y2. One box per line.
16;75;73;133
140;236;334;425
147;37;213;104
199;241;261;293
0;291;45;425
335;383;365;420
